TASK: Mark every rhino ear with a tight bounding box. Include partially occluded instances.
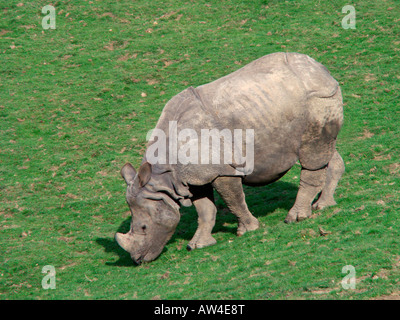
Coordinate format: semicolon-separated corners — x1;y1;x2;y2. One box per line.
138;162;152;187
121;163;137;185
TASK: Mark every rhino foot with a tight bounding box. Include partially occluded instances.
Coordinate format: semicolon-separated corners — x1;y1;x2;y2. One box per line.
312;198;337;211
187;235;217;251
237;216;260;236
284;205;312;224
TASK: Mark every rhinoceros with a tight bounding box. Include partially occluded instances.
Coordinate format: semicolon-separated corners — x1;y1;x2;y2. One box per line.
116;52;345;264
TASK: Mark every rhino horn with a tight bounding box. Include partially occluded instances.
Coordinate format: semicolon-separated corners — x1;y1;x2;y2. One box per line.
115;232;133;252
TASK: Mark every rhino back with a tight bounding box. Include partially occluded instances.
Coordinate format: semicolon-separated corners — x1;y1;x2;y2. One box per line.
196;52;338;129
147;52;341;186
194;52;340;184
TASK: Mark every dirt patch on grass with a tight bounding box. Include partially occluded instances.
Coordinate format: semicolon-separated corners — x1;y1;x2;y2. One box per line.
387;163;400;174
357;129;374;140
371;293;400;300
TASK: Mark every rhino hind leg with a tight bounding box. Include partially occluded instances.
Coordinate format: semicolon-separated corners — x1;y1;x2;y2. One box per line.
285;91;343;223
187;185;217;251
284;166;327;223
312;149;345;210
212;176;259;236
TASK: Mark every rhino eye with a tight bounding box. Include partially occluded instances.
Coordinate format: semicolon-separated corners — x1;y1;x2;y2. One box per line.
142;225;147;231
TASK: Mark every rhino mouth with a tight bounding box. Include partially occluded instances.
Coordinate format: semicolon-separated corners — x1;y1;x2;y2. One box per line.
132;251;159;265
131;253;144;265
134;256;143;264
130;246;156;265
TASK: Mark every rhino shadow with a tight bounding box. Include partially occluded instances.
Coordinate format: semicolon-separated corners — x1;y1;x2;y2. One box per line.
96;236;133;267
171;180;298;244
96;180;298;265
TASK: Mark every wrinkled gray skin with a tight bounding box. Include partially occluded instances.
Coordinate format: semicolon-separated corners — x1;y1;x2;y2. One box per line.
116;52;345;264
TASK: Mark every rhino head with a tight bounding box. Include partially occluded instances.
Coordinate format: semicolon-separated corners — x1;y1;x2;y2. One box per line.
115;162;181;264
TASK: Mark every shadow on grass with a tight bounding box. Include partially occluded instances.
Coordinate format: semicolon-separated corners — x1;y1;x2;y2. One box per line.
171;180;298;244
96;180;298;266
96;239;134;267
96;219;134;267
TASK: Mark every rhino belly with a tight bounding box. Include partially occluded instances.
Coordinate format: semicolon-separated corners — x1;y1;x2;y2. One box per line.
242;142;299;186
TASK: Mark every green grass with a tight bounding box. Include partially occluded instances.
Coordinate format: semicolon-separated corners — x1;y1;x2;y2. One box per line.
0;0;399;299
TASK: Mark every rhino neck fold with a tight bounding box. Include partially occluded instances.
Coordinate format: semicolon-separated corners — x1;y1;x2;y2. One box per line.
142;165;193;209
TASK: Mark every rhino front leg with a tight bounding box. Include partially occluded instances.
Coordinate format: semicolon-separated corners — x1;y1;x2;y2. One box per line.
212;176;259;236
187;186;217;250
285;166;327;223
312;150;345;210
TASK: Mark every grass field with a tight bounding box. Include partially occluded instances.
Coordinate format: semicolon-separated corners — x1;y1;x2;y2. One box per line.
0;0;399;300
